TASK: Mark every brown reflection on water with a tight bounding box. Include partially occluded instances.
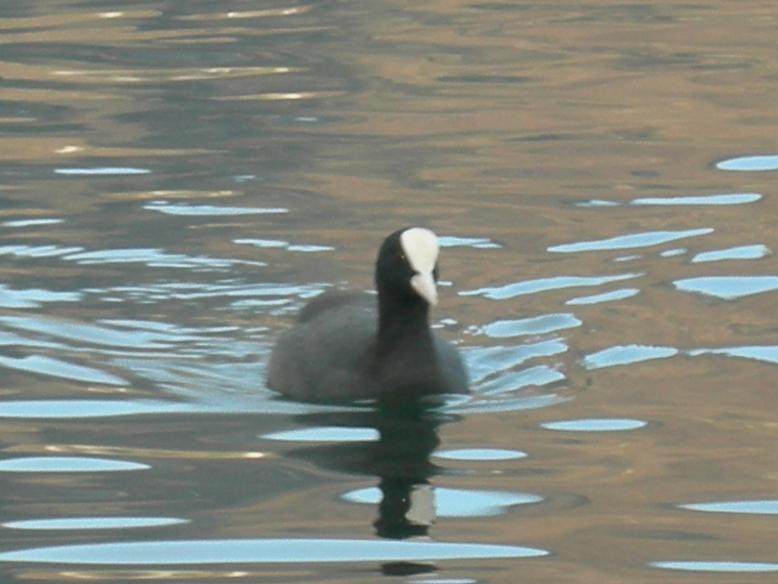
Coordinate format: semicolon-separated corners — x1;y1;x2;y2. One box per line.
445;356;777;578
3;444;269;461
15;569;318;583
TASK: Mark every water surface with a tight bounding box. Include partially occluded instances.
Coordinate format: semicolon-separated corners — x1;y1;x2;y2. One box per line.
1;1;777;582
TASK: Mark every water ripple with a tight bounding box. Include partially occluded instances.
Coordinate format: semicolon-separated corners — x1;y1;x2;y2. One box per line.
438;236;501;249
566;288;639;305
434;449;527;461
0;355;127;385
0;538;548;565
467;341;568;384
55;167;150;176
475;365;566;396
54;65;294;83
478;313;581;338
0;244;263;270
3;517;188;530
2;218;64;227
652;561;778;573
343;487;542;518
681;500;778;515
0;244;84;258
145;202;288;216
549;228;713;253
0;456;148;473
542;418;647;432
0;399;202;419
182;6;314;20
691;244;771;263
461;273;641;299
450;394;567;415
0;331;65;350
582;345;678;369
0;398;363;419
716;155;778;172
0;284;81;308
673;276;778;300
62;247;264;270
688;346;778;366
235;238;334;253
577;193;761;207
0;316;175;349
631;193;762;205
83;281;324;308
262;427;379;442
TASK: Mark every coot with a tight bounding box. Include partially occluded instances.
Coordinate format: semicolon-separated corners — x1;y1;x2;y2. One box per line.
267;227;468;402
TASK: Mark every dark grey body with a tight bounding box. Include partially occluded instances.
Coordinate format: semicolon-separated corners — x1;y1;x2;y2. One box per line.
267;290;468;402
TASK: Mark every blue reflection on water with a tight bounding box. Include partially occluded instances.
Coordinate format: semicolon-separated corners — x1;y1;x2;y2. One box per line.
0;398;366;419
548;228;712;253
631;193;761;205
0;399;205;419
575;199;620;207
0;244;267;270
0;244;84;258
0;538;548;564
83;281;325;307
451;394;567;415
716;155;778;172
691;244;771;263
2;218;64;227
0;355;127;385
575;193;761;207
438;236;501;249
652;561;778;573
688;346;778;365
566;288;639;305
434;449;527;461
0;457;149;473
262;426;380;442
542;418;647;432
681;500;778;515
582;345;678;369
0;331;64;350
343;487;542;517
674;276;778;300
475;365;566;396
62;247;265;270
235;238;334;252
0;316;177;349
461;273;641;299
479;313;581;337
54;167;150;176
467;341;568;383
3;517;188;530
145;202;288;216
0;284;80;308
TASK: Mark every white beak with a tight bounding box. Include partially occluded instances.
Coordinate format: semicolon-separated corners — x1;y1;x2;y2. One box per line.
410;272;438;306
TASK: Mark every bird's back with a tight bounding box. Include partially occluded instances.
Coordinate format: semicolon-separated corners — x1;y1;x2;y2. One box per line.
267;291;381;401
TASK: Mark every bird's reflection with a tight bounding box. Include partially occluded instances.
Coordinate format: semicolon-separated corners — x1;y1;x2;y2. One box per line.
371;398;444;540
286;396;461;575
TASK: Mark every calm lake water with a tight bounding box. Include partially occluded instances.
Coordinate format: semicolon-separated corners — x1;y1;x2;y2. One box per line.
1;1;777;582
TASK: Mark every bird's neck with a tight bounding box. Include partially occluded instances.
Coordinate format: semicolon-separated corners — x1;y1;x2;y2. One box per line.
374;292;447;397
376;294;433;355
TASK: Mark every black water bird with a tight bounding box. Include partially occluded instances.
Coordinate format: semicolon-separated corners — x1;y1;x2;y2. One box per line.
267;227;468;402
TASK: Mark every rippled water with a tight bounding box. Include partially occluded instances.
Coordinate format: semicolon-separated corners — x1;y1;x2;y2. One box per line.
1;1;776;582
